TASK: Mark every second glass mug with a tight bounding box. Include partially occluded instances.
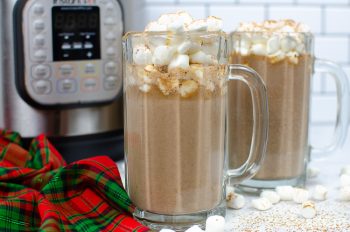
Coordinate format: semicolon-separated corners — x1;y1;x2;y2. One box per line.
123;31;268;230
228;31;349;191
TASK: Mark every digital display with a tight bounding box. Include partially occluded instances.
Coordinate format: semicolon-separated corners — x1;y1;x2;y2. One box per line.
52;6;101;61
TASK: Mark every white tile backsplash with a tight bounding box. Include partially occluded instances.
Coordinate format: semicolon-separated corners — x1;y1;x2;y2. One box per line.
142;0;350;125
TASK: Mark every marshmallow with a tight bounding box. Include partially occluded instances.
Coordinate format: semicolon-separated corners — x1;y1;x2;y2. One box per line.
339;186;350;201
190;51;213;65
340;174;350;187
260;190;280;204
287;51;299;64
268;51;286;64
340;165;350;176
206;16;223;31
160;229;176;232
185;225;204;232
157;77;179;95
152;46;176;65
293;188;310;204
307;167;320;179
205;215;225;232
187;19;208;32
252;198;272;211
145;21;167;32
177;41;200;54
301;201;317;219
169;54;190;70
226;192;246;210
177;11;194;26
266;36;280;55
133;46;152;65
312;185;328;201
167;20;185;33
139;84;151;93
251;44;267;56
280;36;297;53
276;186;294;201
179;80;199;98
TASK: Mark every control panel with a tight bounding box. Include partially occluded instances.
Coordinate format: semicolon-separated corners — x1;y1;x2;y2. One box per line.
16;0;123;106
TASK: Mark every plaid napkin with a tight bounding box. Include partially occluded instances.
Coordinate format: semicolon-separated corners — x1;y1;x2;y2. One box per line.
0;130;149;232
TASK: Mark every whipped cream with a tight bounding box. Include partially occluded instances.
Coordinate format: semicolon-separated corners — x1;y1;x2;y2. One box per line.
234;19;311;64
130;11;224;96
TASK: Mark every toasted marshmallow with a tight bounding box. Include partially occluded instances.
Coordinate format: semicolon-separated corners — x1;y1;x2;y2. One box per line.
340;174;350;187
133;46;152;65
268;51;286;64
207;16;223;31
252;198;272;211
226;190;246;210
179;80;199;98
139;84;151;93
187;19;208;32
260;190;280;204
251;44;267;56
152;46;176;65
157;77;179;95
185;225;204;232
293;188;310;204
312;185;328;201
169;54;190;70
190;51;213;65
276;186;294;201
301;201;317;219
339;186;350;201
287;51;299;64
205;216;225;232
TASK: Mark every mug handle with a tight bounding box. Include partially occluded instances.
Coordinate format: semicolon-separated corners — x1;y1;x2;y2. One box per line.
311;59;350;157
227;64;269;184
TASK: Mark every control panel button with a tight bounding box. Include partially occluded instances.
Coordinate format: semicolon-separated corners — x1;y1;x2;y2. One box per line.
85;63;96;74
58;79;77;93
34;35;45;47
105;62;117;75
82;78;99;92
106;47;116;57
59;64;74;76
106;3;114;11
33;80;51;95
34;20;45;31
84;42;94;49
105;32;116;41
32;65;50;79
104;17;116;25
34;50;47;62
62;43;72;50
104;76;120;91
33;4;45;15
73;42;83;49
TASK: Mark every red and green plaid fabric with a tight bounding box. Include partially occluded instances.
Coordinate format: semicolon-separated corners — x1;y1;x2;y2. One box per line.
0;130;149;232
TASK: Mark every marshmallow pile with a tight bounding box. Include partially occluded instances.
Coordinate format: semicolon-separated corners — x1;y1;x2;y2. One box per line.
233;19;311;64
339;165;350;201
129;11;225;96
159;215;225;232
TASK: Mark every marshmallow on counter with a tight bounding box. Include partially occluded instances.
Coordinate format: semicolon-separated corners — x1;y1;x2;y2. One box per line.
252;198;273;211
226;191;246;210
152;45;176;65
293;188;310;204
312;185;328;201
340;174;350;187
339;186;350;201
169;54;190;70
260;190;280;204
133;45;152;65
276;186;294;201
340;165;350;176
205;215;225;232
301;201;317;219
185;225;204;232
190;51;213;65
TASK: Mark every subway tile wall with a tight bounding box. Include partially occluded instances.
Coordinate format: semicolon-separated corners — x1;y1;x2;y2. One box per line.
143;0;350;127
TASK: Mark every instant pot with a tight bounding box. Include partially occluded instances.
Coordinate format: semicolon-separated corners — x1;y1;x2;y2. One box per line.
0;0;143;162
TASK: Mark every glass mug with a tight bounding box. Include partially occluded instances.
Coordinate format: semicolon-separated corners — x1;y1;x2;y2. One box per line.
228;31;349;191
123;31;268;230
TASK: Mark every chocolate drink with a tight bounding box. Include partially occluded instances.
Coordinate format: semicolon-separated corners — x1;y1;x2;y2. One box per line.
229;54;313;180
125;64;226;214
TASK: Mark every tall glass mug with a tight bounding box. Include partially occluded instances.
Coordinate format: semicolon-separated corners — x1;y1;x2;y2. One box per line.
228;24;349;191
123;31;268;230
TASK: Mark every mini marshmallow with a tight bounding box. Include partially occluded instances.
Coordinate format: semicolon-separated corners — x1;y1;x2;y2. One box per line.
252;198;272;211
287;51;299;64
177;41;200;54
177;11;194;26
226;192;245;210
160;229;176;232
293;188;310;204
312;185;328;201
251;44;267;56
276;186;294;201
301;201;317;219
167;20;185;33
268;51;286;64
152;46;176;65
133;46;152;65
266;36;280;55
187;19;208;32
340;165;350;176
145;21;167;32
307;167;320;179
339;186;350;201
190;51;213;65
340;174;350;187
185;225;204;232
179;80;199;98
206;16;223;31
260;190;280;204
280;36;297;53
139;84;151;93
205;215;225;232
169;54;190;70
